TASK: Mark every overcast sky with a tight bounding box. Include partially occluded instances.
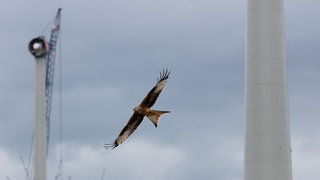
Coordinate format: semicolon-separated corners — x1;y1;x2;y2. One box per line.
1;0;319;179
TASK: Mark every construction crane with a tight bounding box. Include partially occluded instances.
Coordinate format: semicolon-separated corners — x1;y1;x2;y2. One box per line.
45;8;62;154
28;8;62;180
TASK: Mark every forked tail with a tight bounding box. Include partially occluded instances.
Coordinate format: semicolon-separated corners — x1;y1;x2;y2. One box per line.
146;110;170;127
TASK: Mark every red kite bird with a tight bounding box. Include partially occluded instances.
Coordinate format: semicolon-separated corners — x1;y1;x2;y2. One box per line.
105;69;170;149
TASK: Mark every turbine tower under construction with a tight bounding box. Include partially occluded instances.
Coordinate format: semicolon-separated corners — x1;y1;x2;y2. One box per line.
28;8;61;180
244;0;292;179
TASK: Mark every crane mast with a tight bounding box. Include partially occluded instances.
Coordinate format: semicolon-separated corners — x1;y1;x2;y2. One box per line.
45;8;61;154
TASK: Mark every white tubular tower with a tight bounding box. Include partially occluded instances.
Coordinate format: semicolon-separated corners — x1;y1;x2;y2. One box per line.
29;37;49;180
245;0;292;180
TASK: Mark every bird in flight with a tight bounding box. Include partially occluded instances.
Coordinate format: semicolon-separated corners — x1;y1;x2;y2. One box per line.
105;69;170;149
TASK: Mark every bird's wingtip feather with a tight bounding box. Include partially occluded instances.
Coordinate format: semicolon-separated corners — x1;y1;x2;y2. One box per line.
104;141;117;150
157;68;170;82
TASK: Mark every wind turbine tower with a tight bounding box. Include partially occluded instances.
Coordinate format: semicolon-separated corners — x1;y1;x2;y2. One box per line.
28;8;61;180
245;0;292;179
29;36;48;180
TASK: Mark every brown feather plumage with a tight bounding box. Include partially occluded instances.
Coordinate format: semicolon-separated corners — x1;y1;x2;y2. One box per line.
140;68;170;107
105;68;170;150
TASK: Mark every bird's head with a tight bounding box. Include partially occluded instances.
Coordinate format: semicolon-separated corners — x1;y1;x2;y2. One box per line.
132;106;141;112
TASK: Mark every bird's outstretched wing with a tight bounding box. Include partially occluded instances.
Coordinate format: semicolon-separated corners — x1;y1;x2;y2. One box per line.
140;68;170;108
104;113;144;149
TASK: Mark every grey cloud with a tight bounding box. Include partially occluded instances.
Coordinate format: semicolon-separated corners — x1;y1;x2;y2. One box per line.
1;0;320;179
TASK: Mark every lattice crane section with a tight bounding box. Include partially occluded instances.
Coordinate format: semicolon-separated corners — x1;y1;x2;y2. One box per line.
45;8;61;154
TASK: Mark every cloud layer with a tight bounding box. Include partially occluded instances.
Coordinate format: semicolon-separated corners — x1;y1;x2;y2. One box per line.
1;0;320;179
